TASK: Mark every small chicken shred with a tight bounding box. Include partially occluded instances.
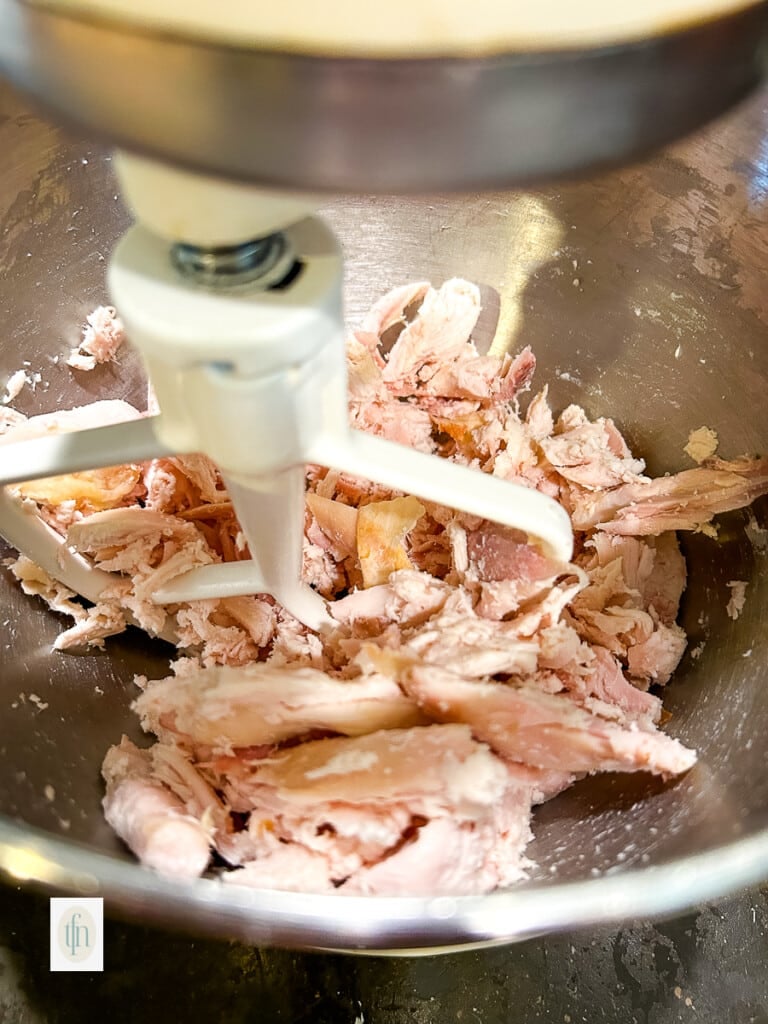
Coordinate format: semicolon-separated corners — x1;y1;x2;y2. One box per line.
5;278;768;896
67;305;125;371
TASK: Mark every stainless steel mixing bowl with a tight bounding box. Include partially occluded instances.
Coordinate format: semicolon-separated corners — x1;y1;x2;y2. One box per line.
0;80;766;953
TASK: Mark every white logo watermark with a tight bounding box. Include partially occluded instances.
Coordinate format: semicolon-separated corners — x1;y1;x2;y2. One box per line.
50;897;104;972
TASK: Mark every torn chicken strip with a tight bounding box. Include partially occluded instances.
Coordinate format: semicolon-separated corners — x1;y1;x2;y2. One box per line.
133;663;423;755
67;305;125;370
540;410;646;490
66;507;218;636
572;455;768;535
102;737;212;879
6;552;127;649
350;397;436;453
215;724;536;894
626;624;688;686
561;645;663;725
583;532;687;624
346;335;387;404
55;601;127;651
331;569;451;628
525;387;555;441
7;554;85;621
402;665;696;778
397;589;541;678
427;346;537;404
360;280;431;342
381;279;482;395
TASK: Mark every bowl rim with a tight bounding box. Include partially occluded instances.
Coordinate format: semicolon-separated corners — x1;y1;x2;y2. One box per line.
2;813;766;952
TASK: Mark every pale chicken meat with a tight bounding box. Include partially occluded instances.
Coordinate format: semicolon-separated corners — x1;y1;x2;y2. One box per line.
134;662;424;755
102;737;215;880
5;280;768;895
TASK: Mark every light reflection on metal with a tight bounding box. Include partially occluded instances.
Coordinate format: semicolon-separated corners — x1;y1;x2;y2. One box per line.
1;845;54;882
490;197;565;357
747;122;768;204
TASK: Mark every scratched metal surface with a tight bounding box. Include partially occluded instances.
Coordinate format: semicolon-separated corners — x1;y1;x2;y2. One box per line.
0;78;766;950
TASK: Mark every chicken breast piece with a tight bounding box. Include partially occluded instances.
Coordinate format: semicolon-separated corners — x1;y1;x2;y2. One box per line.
101;737;212;879
402;665;696;778
134;663;423;754
213;724;537;894
572;456;768;535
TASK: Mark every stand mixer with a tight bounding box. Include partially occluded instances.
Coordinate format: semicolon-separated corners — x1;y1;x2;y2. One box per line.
0;0;767;951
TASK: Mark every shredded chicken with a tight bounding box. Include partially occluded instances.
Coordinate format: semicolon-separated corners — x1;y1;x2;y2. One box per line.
5;281;767;896
67;305;125;371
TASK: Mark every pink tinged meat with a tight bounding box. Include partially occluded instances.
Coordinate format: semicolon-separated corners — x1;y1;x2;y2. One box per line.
496;347;537;401
342;814;527;896
570;603;655;660
223;846;335;892
381;279;482;394
149;743;230;834
540;417;646;490
626;623;688;686
134;663;422;753
640;534;687;622
466;523;561;583
402;665;696;778
426;347;536;403
214;725;529;892
351;398;435;452
564;646;663;724
586;532;686;624
525;387;554;440
67;305;125;370
101;737;211;879
572;455;768;535
537;622;593;672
